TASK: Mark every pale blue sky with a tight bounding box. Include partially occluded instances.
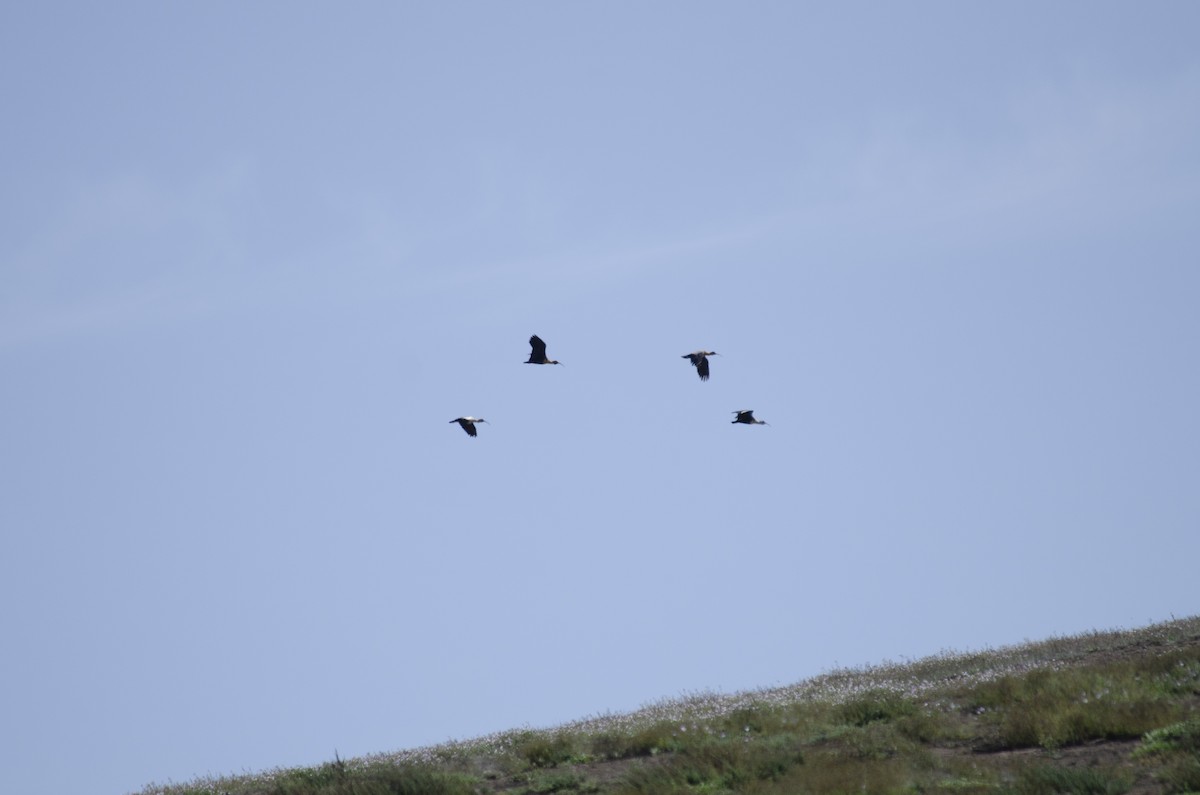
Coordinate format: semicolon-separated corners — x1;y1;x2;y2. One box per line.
2;3;1199;794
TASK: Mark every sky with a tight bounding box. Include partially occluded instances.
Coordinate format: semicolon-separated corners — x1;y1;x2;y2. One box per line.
2;2;1199;793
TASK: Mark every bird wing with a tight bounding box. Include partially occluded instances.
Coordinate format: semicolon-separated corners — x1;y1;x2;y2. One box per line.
529;335;548;362
696;356;710;381
462;419;477;436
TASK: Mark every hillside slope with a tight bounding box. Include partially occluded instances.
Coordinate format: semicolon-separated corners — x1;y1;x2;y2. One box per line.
138;615;1200;795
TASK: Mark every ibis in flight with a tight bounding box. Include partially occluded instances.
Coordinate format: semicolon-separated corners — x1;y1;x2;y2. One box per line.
450;417;488;437
526;335;562;366
731;410;768;426
682;350;719;381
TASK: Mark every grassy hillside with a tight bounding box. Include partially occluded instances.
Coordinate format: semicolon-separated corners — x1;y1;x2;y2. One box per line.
137;616;1200;795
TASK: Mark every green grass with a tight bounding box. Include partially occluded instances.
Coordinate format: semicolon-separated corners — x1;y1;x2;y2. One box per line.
267;760;477;795
511;731;581;769
134;615;1200;795
1007;765;1132;795
1137;717;1200;756
965;646;1200;750
1136;717;1200;793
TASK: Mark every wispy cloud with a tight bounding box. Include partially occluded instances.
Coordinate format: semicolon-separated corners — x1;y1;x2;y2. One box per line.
421;62;1200;311
0;161;262;348
7;62;1195;351
812;64;1200;248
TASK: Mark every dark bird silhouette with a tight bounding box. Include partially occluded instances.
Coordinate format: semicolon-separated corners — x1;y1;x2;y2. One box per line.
526;335;562;365
450;417;488;437
682;350;719;381
731;410;769;426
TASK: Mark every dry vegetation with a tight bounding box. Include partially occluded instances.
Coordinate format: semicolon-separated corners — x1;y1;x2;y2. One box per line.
136;615;1200;795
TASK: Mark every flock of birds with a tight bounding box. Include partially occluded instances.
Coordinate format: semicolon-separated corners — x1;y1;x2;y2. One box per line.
450;335;769;437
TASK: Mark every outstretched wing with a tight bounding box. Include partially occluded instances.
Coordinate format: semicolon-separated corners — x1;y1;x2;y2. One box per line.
528;335;548;363
452;417;478;436
682;351;709;380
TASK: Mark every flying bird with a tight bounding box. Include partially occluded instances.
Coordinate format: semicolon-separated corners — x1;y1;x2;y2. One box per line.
526;335;562;365
682;350;719;381
731;410;768;426
450;417;488;437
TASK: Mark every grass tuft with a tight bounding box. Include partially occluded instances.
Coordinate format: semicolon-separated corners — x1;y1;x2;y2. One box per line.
1137;717;1200;756
839;688;919;727
268;759;476;795
966;649;1199;750
1008;764;1132;795
513;731;579;769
